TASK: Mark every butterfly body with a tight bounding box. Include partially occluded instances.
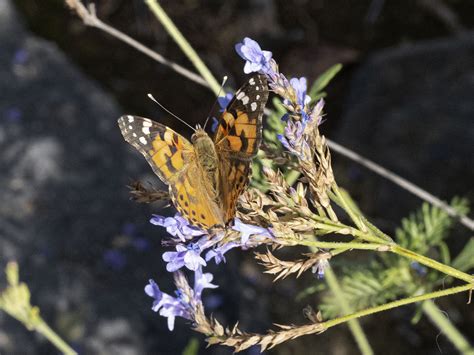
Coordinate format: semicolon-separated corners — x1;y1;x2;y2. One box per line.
119;74;269;230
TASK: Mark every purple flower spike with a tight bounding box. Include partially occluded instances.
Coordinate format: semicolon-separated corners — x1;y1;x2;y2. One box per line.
290;77;311;108
162;243;206;272
150;213;205;242
232;218;272;244
235;37;273;74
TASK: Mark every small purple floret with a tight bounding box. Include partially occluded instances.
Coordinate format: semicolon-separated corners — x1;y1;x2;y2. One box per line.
235;37;273;74
232;218;272;244
150;213;205;242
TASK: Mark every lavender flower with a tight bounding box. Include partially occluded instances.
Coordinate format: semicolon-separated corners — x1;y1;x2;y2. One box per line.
312;259;330;279
150;213;205;242
145;267;218;331
162;243;206;272
235;37;273;75
145;279;192;331
232;218;273;244
289;77;311;110
205;241;240;264
194;266;218;299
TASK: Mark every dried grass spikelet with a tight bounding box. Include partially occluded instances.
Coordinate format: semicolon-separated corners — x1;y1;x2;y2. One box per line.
255;249;332;281
128;180;170;203
300;124;335;213
205;320;326;352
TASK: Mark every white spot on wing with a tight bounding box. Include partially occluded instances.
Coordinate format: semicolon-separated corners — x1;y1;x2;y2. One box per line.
139;137;147;145
249;78;255;85
128;125;133;129
142;127;150;134
255;86;260;91
142;120;152;127
256;95;260;99
251;102;257;111
242;96;249;105
132;133;137;137
127;115;134;122
236;91;245;100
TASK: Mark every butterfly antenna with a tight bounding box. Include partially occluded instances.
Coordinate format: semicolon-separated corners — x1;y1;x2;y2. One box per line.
203;76;228;131
147;93;196;132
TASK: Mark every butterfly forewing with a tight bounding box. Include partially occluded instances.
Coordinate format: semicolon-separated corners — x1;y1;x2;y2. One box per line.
118;115;193;183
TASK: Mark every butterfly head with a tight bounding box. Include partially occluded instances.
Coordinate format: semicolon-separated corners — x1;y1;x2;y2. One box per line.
191;124;208;143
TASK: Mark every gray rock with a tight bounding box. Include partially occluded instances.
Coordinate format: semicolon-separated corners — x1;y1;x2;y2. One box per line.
335;34;474;229
0;1;170;354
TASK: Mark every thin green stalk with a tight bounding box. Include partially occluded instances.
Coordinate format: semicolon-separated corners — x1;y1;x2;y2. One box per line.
145;0;221;95
324;284;473;329
296;240;388;251
392;245;473;284
332;184;369;233
421;300;474;355
325;267;374;355
36;320;78;355
307;241;373;355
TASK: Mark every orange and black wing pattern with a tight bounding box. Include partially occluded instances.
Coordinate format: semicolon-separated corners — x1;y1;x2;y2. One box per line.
214;74;269;222
118;115;223;229
118;115;192;184
214;74;269;159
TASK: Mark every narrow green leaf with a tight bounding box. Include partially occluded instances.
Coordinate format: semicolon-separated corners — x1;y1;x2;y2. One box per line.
451;238;474;272
309;63;343;97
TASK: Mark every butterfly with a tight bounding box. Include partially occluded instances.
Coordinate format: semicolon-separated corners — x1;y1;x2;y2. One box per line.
118;74;269;230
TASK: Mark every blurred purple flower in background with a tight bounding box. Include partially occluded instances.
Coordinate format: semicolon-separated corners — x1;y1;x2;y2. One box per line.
103;249;127;271
4;107;22;123
12;48;28;65
217;92;233;111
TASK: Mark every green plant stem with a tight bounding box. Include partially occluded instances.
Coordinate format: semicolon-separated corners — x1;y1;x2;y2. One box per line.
297;240;388;251
307;240;373;355
324;284;472;330
35;318;77;355
145;0;221;95
391;245;473;284
421;300;474;354
324;267;374;355
332;184;367;232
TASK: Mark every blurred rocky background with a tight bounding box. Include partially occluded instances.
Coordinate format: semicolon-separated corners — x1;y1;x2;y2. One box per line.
0;0;473;353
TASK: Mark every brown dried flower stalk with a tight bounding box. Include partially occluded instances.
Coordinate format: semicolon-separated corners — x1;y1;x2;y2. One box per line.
128;181;170;203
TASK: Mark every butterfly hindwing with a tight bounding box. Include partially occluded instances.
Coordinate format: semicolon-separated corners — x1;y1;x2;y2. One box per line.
169;163;224;229
118;115;193;183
